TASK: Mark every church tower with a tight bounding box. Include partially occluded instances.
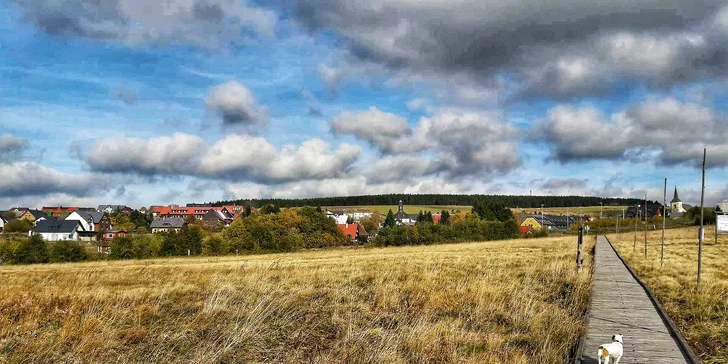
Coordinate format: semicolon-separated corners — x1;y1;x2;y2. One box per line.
670;186;686;213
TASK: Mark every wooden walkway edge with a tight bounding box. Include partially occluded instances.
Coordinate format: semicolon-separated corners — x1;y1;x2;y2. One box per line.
578;236;698;363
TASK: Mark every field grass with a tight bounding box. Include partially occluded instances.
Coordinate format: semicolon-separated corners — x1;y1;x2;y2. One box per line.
607;227;728;363
327;205;472;215
0;236;593;363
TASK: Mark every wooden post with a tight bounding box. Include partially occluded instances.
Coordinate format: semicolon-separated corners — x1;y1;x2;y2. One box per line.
698;148;706;291
644;193;648;259
577;226;584;273
661;178;667;268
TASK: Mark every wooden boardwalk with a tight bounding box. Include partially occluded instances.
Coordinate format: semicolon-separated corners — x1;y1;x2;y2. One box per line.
580;236;690;363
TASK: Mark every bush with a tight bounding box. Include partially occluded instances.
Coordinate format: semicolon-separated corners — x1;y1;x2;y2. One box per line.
3;219;33;233
109;237;135;260
50;240;88;263
0;239;23;264
109;235;162;260
160;227;204;256
526;228;549;238
15;234;49;264
374;218;520;246
203;234;229;256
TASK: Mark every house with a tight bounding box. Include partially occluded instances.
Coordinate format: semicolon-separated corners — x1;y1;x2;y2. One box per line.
66;211;112;232
357;224;369;241
202;209;234;227
0;211;17;232
327;211;349;224
432;214;442;224
151;217;185;233
338;223;359;241
625;204;662;220
97;205;133;214
393;200;418;225
32;220;83;241
103;230;126;240
9;207;29;217
19;209;46;225
150;205;231;220
520;214;576;231
519;226;534;235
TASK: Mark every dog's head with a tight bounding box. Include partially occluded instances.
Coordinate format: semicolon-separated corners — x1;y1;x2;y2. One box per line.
612;334;623;344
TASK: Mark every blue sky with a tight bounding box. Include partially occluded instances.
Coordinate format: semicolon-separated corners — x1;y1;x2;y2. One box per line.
1;0;728;208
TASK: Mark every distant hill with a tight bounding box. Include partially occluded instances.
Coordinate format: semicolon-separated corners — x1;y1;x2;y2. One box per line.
204;194;654;209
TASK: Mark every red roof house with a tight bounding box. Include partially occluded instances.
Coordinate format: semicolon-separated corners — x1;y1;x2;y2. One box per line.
337;223;359;240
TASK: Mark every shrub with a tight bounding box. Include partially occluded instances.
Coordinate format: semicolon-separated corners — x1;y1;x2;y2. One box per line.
3;219;33;233
109;237;135;260
50;240;89;263
203;234;229;256
15;234;49;264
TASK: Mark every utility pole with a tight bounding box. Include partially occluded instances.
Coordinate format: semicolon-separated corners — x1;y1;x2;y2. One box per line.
541;204;544;230
698;148;706;291
644;193;648;259
662;178;667;268
622;208;625;220
600;202;603;219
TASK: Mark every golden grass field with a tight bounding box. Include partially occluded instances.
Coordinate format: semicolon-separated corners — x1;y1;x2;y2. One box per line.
328;205;472;215
0;236;593;363
607;227;728;363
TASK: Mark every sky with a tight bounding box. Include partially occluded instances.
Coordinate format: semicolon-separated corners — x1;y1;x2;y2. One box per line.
1;0;728;209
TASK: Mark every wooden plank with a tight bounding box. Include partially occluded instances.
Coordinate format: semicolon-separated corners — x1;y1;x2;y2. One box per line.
579;236;690;363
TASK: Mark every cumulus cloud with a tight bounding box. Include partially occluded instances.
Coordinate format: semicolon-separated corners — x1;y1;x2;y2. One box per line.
0;162;109;198
83;132;362;183
14;0;277;49
540;178;590;195
332;108;521;178
0;134;29;158
205;81;269;130
330;107;417;153
294;0;728;101
537;98;728;167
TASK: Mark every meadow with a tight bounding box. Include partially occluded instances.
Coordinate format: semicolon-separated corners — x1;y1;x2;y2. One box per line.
607;227;728;363
0;236;592;363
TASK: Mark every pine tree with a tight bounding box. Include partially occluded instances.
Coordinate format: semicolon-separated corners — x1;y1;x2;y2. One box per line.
385;209;396;227
441;210;450;225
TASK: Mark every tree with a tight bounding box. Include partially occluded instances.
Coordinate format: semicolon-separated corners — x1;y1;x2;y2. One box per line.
109;236;135;259
346;215;354;224
426;211;434;224
440;210;451;225
15;234;49;264
110;212;136;232
3;219;33;233
50;240;88;263
385;209;396;228
203;234;229;256
244;205;253;217
260;204;280;214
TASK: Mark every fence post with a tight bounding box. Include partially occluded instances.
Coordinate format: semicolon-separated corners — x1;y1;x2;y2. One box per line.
577;226;584;273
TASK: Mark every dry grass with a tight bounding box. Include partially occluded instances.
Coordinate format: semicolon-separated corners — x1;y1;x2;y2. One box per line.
607;227;728;363
0;236;592;363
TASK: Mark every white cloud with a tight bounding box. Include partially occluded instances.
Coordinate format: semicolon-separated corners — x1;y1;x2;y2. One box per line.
318;64;342;93
84;133;362;183
205;81;269;130
0;134;29;157
537;98;728;167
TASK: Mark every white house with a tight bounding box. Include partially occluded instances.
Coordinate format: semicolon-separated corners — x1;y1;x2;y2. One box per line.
66;211;110;232
352;212;372;221
32;220;83;241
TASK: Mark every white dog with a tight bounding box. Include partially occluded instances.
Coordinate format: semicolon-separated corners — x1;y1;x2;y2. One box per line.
597;334;623;364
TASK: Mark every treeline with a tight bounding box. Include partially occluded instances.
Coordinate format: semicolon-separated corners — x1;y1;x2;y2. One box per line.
375;219;520;246
0;206;527;265
207;194;648;209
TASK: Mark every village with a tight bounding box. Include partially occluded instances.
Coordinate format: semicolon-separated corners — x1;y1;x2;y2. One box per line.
0;187;714;251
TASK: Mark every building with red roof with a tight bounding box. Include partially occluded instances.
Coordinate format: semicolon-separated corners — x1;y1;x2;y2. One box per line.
337;223;359;241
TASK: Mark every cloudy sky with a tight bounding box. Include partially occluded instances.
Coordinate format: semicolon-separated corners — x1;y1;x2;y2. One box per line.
2;0;728;208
